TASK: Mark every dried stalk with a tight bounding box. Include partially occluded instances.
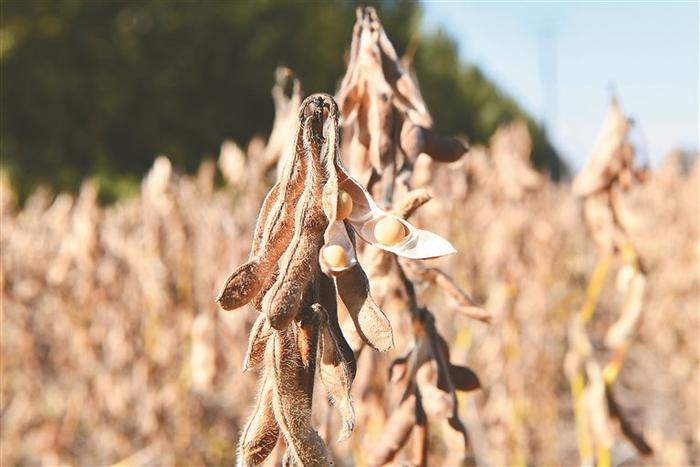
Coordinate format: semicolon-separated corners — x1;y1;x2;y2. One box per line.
567;98;653;465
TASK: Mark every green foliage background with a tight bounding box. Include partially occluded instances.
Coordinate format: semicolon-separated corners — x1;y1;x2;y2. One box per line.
2;0;565;201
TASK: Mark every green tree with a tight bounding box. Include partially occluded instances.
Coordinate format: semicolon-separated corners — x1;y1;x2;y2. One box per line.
1;0;564;201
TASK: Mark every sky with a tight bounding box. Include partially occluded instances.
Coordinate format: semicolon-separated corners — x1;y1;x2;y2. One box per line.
422;1;699;170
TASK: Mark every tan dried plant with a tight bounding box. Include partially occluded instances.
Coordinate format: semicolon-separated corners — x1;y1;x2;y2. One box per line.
216;94;458;466
328;8;489;465
566;98;652;467
336;6;468;204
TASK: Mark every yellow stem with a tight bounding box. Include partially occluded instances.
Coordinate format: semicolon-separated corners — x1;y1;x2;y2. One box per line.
580;255;611;325
596;446;611;467
571;373;593;465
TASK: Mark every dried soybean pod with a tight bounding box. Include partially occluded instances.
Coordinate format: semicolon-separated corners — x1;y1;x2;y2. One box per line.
249;182;281;259
238;371;280;467
336;264;394;351
367;394;417;466
401;124;467;163
319;274;356;373
263;116;328;330
367;85;396;175
242;313;272;372
217;113;311;310
316;304;356;441
270;328;330;467
336;11;362;119
296;305;321;395
425;317;471;454
416;360;454;418
449;365;481;392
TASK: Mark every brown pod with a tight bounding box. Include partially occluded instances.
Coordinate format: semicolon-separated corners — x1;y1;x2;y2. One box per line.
217;260;270;311
262;223;324;329
317;304;356;441
217;115;312;310
449;364;481;392
336;264;394;352
319;274;357;370
263;117;328;330
367;86;396;174
238;372;280;466
401;124;468;163
249;182;281;259
242;313;272;372
367;394;417;465
270;328;330;467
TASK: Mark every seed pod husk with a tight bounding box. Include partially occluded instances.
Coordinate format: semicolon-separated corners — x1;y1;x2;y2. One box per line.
401;123;468;163
270;327;329;467
367;394;417;466
243;313;272;372
317;304;356;441
263;114;328;330
336;264;394;352
238;371;280;467
217;108;312;310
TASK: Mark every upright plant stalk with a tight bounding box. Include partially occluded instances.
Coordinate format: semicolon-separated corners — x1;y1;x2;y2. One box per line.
566;98;653;467
336;7;487;464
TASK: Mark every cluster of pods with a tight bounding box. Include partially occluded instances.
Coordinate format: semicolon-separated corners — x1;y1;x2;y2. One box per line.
217;94;461;466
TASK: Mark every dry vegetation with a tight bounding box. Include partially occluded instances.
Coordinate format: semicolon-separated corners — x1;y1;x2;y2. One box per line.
2;6;699;467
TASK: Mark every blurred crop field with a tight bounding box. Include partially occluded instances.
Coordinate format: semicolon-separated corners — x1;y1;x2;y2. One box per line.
1;133;697;465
